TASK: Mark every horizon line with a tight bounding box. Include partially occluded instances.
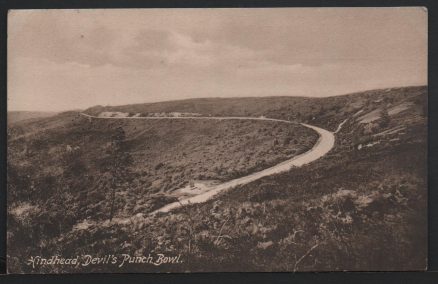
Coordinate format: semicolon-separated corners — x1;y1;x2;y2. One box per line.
7;84;427;113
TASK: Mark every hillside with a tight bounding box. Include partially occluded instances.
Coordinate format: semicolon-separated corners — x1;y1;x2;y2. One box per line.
7;85;428;273
84;86;426;132
7;111;57;124
7;111;317;267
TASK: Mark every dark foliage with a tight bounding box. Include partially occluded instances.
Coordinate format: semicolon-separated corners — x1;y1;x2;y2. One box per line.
7;86;427;273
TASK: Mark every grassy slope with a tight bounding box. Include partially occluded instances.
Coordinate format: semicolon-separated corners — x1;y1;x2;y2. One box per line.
7;86;427;273
7;112;317;272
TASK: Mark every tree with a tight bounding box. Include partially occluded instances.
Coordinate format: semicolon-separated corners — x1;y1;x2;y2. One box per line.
58;145;89;230
421;100;428;117
104;127;133;222
379;108;390;128
318;106;326;116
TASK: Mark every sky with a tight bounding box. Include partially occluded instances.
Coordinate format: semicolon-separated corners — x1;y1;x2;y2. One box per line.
8;8;427;112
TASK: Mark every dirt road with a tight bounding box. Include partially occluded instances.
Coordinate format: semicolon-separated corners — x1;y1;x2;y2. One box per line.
80;112;336;214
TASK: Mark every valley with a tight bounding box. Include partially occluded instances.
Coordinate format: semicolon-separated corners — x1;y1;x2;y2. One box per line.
7;86;428;273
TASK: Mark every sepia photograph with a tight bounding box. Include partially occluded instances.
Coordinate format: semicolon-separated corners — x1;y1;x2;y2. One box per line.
6;7;428;273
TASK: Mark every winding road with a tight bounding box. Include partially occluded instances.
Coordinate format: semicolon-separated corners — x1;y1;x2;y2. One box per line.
79;113;336;214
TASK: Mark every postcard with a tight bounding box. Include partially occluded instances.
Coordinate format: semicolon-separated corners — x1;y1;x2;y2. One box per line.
7;7;428;273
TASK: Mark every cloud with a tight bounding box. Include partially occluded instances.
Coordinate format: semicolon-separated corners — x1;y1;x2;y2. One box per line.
10;8;426;70
8;8;427;111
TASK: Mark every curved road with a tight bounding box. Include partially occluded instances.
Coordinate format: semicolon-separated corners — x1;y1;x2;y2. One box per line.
79;113;336;214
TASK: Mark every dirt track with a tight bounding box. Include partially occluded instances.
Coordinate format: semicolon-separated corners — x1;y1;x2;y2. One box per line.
80;113;336;214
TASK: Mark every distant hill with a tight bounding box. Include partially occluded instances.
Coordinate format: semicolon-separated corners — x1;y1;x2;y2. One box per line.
84;85;427;132
8;111;57;124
